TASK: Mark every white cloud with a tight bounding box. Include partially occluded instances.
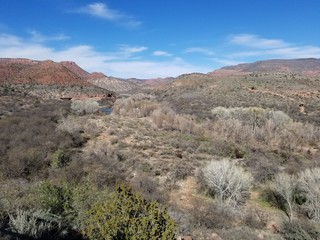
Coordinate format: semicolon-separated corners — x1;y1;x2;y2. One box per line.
29;30;70;42
103;60;210;79
225;34;320;62
0;33;210;78
119;45;148;54
267;46;320;58
230;34;290;49
153;50;172;57
81;2;119;20
185;47;215;56
77;2;141;29
0;34;22;46
210;58;243;66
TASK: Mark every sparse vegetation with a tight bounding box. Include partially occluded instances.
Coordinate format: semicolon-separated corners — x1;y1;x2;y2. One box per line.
1;67;320;239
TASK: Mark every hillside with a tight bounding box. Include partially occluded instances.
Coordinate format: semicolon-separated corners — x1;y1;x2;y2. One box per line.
0;58;113;99
213;58;320;76
0;58;91;86
87;76;141;93
155;60;320;125
86;75;174;93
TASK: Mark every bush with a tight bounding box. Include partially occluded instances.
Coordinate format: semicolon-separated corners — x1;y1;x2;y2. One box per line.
50;149;71;168
82;185;176;240
200;159;253;208
211;106;291;129
191;200;237;230
71;100;99;115
281;220;320;240
297;168;320;222
8;208;62;239
37;182;73;215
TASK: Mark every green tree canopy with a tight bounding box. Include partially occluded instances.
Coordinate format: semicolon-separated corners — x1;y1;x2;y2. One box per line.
83;185;176;240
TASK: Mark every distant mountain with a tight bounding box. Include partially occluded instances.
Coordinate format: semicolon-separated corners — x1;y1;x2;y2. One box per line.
212;58;320;76
0;58;113;99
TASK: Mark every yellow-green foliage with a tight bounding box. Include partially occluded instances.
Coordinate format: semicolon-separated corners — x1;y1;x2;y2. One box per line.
49;149;70;168
83;185;176;240
37;182;73;215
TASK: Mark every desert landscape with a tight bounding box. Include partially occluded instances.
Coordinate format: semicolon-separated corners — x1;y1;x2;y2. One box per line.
0;56;319;239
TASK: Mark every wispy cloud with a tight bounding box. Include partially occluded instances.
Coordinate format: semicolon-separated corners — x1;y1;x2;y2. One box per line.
229;34;320;59
153;50;172;57
119;45;148;54
77;2;141;29
185;47;215;56
0;34;22;46
210;58;243;66
80;2;120;20
28;30;70;42
230;34;290;49
0;33;210;78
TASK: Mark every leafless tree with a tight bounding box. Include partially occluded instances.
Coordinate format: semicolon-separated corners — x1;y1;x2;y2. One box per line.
201;159;253;208
298;168;320;222
272;172;297;222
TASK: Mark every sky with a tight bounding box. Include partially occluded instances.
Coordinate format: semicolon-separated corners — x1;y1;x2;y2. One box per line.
1;0;320;78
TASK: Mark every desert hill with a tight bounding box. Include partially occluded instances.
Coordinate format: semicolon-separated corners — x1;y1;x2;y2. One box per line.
0;58;113;99
155;59;320;124
212;58;320;76
0;58;91;86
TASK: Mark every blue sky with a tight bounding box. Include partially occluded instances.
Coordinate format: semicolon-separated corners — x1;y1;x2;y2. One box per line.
1;0;320;78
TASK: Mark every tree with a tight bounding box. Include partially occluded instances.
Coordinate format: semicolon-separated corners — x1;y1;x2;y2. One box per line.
272;172;297;222
201;159;253;208
82;185;176;240
298;168;320;222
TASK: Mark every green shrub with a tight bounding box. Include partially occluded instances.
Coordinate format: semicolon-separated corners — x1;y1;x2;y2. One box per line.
50;149;71;168
82;185;176;240
37;182;73;215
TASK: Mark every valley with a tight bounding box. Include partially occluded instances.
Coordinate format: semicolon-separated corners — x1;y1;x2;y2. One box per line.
0;58;320;240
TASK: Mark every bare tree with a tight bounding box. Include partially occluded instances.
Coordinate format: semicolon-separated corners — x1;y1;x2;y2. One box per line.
298;168;320;222
272;172;297;222
201;159;253;208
